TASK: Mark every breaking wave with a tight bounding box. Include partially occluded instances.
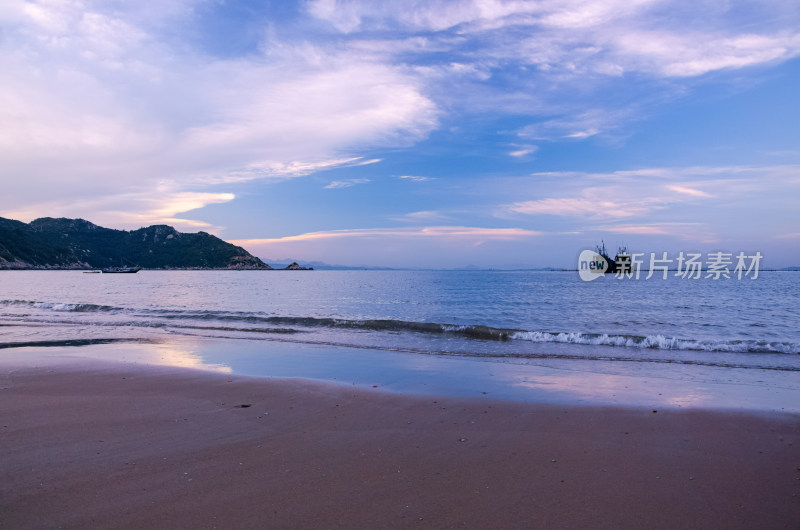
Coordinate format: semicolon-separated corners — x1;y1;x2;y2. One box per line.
509;331;798;354
2;300;121;313
2;298;797;355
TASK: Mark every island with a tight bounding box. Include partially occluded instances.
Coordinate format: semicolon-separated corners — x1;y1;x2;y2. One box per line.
0;216;287;270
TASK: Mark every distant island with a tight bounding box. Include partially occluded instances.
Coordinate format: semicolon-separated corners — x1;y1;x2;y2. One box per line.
0;216;310;271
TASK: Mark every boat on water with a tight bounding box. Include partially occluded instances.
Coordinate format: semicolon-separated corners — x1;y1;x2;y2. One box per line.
101;267;141;274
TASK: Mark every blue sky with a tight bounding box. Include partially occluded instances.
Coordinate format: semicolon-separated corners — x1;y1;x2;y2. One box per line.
1;0;798;268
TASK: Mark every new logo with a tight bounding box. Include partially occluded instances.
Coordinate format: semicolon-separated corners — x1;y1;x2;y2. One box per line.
578;250;609;282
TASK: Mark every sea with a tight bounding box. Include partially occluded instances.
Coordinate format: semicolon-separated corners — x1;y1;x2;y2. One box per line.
1;270;799;410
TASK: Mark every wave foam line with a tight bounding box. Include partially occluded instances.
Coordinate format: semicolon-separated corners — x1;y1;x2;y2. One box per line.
3;299;797;354
1;299;123;313
511;331;798;354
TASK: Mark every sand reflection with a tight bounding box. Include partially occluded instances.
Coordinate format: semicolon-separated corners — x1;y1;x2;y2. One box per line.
508;371;713;407
146;341;233;373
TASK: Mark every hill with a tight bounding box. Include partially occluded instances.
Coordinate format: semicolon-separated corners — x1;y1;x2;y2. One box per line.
0;217;271;270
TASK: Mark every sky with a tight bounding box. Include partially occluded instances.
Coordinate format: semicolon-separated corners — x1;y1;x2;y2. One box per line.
1;0;799;268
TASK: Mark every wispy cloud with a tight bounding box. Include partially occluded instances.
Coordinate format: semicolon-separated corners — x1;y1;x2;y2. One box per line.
518;109;634;142
350;158;383;167
216;158;377;185
0;1;436;228
524;164;800;186
309;0;800;144
391;210;451;223
508;145;538;157
594;222;716;242
499;165;800;234
666;185;714;198
614;30;800;77
507;197;657;219
233;225;540;245
324;179;371;189
398;175;435;182
231;225;543;268
309;0;800;79
2;189;237;234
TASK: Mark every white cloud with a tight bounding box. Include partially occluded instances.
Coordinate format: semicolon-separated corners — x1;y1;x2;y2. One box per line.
615;30;800;77
2;189;236;234
309;0;800;143
2;0;799;244
508;145;538;157
215;158;375;185
508;197;655;218
666;185;714;198
530;164;800;184
391;210;451;223
231;225;542;268
593;222;718;243
324;179;371;189
565;129;599;139
307;0;502;33
503;164;799;222
308;0;656;35
351;158;383;166
233;225;540;244
0;1;437;228
519;109;633;142
309;0;800;80
398;175;434;181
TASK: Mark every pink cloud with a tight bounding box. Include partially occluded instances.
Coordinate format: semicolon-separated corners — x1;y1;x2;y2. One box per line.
231;226;541;246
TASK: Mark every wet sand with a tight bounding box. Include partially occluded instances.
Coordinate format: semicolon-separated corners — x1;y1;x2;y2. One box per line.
1;361;798;529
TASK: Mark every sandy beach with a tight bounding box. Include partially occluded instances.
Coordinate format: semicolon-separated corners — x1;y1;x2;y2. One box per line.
1;360;798;529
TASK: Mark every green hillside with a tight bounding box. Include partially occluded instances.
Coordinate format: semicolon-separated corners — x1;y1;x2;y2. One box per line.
0;217;271;270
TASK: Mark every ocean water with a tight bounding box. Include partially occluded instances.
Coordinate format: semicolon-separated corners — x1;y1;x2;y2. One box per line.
1;270;799;408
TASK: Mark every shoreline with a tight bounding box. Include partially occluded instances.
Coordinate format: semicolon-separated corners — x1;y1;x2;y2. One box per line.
2;337;799;413
2;359;799;528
